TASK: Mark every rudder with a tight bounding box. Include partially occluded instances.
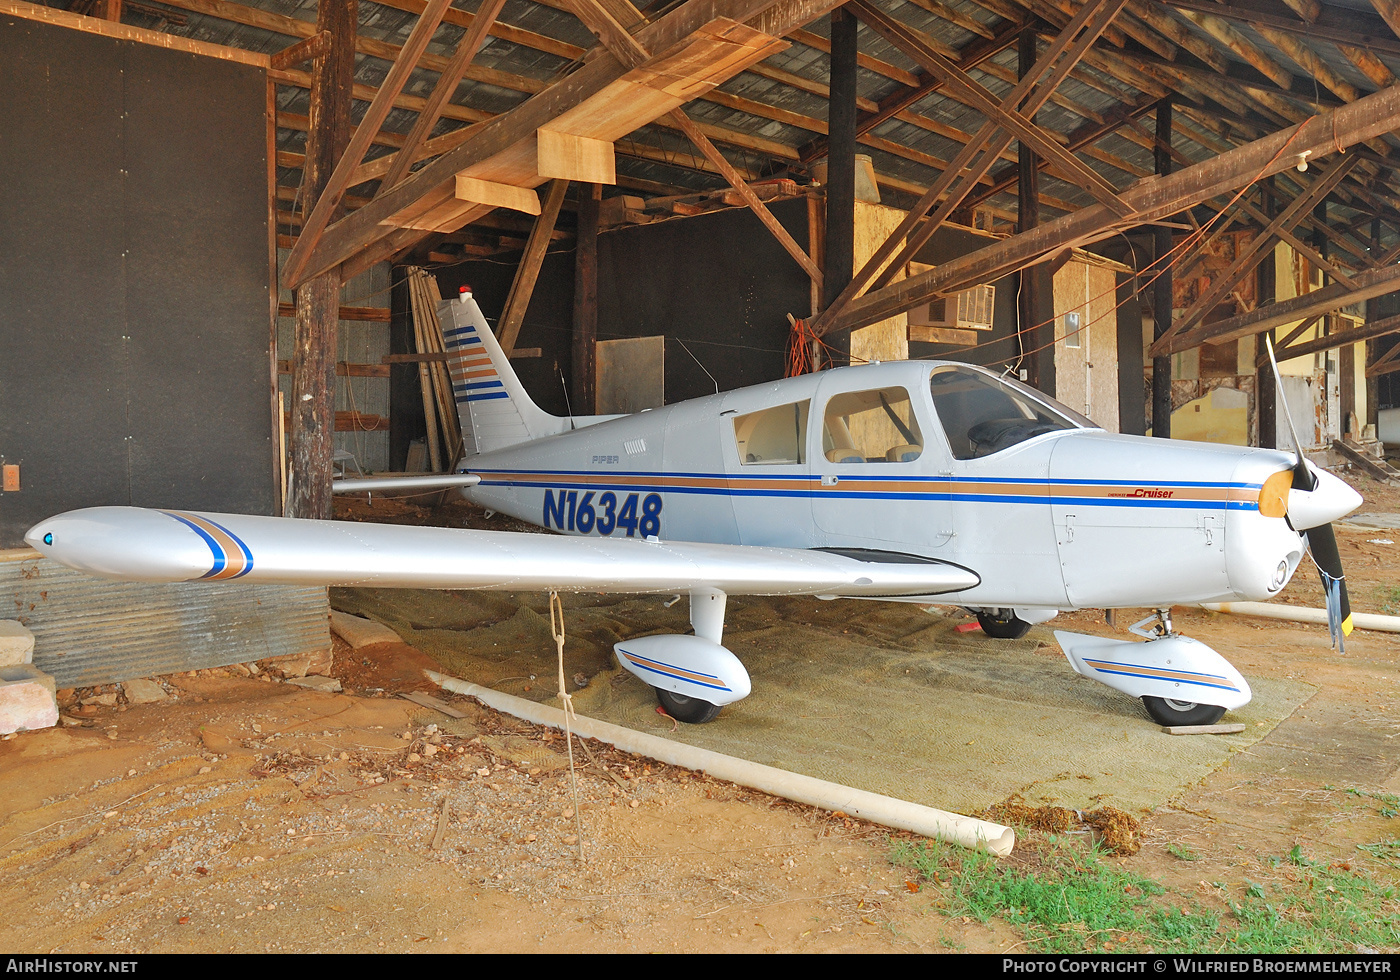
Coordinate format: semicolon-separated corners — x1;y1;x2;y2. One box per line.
438;290;565;456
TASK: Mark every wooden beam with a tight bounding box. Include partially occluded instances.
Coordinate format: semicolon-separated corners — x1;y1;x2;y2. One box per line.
1162;264;1400;355
270;30;329;71
1166;153;1360;341
284;0;454;288
1161;0;1400;56
1273;312;1400;362
833;83;1400;335
159;0;584;64
277;303;391;321
0;0;269;66
847;0;1132;217
454;176;542;216
536;129;616;184
377;0;507;193
497;180;569;357
960;94;1157;212
278;360;390;378
286;0;845;288
797;18;1021;165
810;0;1129;336
670;110;821;286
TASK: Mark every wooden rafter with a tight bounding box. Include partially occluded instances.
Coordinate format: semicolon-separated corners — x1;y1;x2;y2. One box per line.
1161;264;1400;356
560;0;820;284
847;0;1133;217
809;0;1130;337
376;0;508;193
832;83;1400;336
497;179;570;356
1163;153;1360;344
1273;313;1400;363
1157;0;1400;57
285;0;455;286
284;0;846;290
796;17;1022;164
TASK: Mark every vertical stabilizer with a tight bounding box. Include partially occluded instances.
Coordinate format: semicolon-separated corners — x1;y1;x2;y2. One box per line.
439;292;566;456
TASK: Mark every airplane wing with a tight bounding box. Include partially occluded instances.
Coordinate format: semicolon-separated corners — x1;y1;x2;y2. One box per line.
26;507;979;599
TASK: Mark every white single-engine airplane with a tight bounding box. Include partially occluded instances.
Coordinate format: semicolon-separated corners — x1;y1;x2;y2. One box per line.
27;290;1362;727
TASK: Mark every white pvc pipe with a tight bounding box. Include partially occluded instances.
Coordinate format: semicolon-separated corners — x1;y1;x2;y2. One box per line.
426;670;1015;856
1199;601;1400;633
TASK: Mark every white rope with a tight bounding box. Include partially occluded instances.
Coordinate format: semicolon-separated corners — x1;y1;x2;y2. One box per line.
550;591;586;862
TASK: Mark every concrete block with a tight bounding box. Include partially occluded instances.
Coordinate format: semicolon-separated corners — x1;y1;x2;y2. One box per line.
329;610;401;649
0;663;59;734
0;620;35;667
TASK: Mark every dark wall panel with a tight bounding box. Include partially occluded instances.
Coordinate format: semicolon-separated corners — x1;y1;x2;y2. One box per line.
431;198;813;411
0;19;273;546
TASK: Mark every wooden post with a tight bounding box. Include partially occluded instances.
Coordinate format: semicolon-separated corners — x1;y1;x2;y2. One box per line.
1017;26;1053;394
497;178;568;356
1151;97;1173;439
1368;216;1383;435
1257;177;1277;448
288;0;356;520
823;6;857;366
573;183;600;415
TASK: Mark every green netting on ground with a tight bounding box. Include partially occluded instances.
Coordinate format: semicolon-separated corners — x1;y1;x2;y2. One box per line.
331;587;1312;814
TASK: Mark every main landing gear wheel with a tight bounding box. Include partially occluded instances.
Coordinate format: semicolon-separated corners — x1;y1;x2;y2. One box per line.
1141;696;1226;727
655;687;723;724
977;610;1032;639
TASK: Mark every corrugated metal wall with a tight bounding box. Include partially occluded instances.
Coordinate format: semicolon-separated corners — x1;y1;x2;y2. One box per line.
1;551;329;690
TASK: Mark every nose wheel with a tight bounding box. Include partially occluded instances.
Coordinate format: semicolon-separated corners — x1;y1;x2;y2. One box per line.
1133;610;1226;726
655;687;723;724
1140;696;1226;727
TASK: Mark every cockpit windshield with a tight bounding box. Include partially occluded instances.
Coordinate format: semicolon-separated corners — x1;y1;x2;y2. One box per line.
928;365;1093;459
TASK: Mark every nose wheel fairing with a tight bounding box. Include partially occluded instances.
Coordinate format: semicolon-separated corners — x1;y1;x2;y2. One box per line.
1054;628;1252;718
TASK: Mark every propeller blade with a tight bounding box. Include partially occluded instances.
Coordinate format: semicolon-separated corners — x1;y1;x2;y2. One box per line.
1304;522;1351;651
1264;335;1309;485
1265;338;1351;651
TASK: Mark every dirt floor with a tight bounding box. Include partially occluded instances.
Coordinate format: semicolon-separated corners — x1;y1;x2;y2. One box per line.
0;475;1397;954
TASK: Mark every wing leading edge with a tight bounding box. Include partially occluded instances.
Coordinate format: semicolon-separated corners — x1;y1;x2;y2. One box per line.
26;507;979;599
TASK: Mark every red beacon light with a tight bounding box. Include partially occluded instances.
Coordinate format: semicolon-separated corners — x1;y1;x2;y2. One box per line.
459;284;472;303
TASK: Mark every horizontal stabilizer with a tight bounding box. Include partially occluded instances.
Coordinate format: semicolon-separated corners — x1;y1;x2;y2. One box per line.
332;474;481;493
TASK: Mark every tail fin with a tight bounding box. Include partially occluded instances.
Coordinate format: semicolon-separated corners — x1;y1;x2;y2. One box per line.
439;293;566;456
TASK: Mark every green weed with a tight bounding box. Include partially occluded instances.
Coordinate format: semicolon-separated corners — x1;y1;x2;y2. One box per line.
1167;843;1200;862
891;838;1400;953
1345;787;1400;820
1380;586;1400;616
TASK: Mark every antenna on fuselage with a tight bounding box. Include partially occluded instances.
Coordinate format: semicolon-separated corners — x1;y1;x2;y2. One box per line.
676;338;719;395
558;368;576;430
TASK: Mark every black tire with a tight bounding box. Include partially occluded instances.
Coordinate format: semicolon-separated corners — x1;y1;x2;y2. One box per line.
1141;696;1226;727
976;610;1032;639
655;687;724;724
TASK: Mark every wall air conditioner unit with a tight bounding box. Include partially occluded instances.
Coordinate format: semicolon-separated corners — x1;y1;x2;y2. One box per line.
905;271;996;345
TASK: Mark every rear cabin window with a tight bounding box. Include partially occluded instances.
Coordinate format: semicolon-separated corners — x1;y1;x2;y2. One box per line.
927;365;1081;459
820;387;923;464
733;400;810;465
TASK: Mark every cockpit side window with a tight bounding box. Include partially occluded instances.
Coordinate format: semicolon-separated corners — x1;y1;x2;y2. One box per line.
928;366;1080;459
820;387;923;464
732;399;810;465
